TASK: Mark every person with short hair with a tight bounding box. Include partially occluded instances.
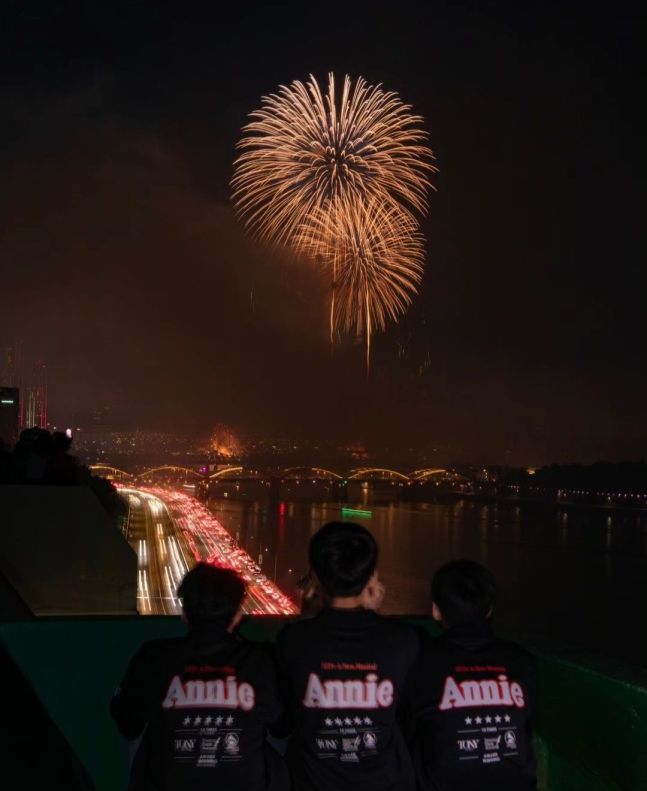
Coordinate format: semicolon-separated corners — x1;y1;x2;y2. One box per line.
111;563;286;790
275;521;419;791
411;560;537;791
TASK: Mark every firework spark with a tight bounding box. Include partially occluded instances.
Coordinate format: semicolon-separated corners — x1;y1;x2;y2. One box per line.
231;72;434;366
298;198;424;371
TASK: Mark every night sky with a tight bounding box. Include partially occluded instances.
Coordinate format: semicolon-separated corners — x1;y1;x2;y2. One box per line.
1;1;643;464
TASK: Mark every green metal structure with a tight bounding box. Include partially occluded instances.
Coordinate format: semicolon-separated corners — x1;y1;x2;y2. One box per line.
1;617;645;790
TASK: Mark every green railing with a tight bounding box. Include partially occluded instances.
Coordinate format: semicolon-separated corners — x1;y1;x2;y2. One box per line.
1;617;646;790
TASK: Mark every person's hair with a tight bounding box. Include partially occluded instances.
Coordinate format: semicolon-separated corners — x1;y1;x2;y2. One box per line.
178;563;245;626
431;560;496;627
309;521;378;598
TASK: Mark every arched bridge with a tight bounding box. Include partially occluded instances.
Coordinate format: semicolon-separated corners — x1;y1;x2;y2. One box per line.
89;463;473;488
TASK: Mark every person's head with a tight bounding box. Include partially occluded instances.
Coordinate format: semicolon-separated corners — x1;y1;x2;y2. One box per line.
178;563;246;630
431;560;496;627
309;521;379;600
52;431;72;453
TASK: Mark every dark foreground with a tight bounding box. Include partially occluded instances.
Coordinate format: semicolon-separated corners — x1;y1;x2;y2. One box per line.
2;616;645;791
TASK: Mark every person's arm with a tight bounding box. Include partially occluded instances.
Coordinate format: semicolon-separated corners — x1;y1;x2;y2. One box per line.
110;643;156;739
524;651;539;787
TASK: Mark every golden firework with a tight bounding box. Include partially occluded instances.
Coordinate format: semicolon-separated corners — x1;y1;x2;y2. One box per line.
298;198;424;371
231;72;434;367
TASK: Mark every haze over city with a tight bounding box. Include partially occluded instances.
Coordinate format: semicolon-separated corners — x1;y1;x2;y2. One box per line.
1;1;643;465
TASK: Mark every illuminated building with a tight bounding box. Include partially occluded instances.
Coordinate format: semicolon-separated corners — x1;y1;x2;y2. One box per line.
25;360;48;429
0;386;20;445
1;344;24;426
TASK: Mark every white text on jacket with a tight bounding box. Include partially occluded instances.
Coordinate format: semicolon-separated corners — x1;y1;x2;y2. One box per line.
303;672;394;709
438;674;525;710
162;675;255;710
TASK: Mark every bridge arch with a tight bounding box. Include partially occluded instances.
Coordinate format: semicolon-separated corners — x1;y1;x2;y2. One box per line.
280;466;343;481
408;468;448;481
348;467;410;481
209;466;244;479
88;464;134;480
138;465;204;479
409;468;473;487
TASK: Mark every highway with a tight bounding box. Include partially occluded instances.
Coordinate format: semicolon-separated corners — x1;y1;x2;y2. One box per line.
121;488;192;615
120;486;297;616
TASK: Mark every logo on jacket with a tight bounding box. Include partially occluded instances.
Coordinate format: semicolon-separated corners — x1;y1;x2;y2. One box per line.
363;731;377;749
162;675;255;710
504;730;517;749
223;733;240;754
303;672;394;709
438;674;526;710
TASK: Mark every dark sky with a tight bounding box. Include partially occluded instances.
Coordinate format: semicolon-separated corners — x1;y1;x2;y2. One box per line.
0;1;643;464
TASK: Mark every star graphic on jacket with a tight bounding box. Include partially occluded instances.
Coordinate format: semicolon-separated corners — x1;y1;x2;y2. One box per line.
226;716;234;726
334;718;343;726
504;715;511;723
353;717;362;725
193;716;202;726
324;718;333;727
475;716;482;724
215;716;223;726
344;717;352;726
485;716;492;724
182;716;191;726
363;717;372;725
495;715;502;723
204;716;212;726
465;717;472;725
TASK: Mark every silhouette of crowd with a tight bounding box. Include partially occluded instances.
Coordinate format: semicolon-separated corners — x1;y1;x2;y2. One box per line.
0;427;126;525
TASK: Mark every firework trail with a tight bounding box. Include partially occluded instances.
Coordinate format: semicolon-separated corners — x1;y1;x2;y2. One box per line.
298;198;424;371
231;72;434;367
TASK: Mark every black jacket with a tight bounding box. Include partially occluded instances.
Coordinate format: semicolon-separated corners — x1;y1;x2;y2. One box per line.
410;623;537;791
111;623;281;791
275;608;420;791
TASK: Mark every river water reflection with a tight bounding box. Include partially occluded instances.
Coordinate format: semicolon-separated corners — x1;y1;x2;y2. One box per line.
207;491;647;667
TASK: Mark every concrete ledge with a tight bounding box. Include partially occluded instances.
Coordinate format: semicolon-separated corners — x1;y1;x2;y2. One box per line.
0;486;136;615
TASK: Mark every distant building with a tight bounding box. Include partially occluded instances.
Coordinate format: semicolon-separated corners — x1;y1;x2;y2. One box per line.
0;387;20;445
1;344;24;426
25;360;47;429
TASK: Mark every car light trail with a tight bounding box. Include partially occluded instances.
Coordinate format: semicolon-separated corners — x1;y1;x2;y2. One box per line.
128;486;298;615
164;565;181;607
167;535;187;582
137;569;152;613
138;539;148;568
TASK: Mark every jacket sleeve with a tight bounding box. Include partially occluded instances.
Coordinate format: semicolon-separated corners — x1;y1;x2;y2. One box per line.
524;652;539;739
110;643;156;740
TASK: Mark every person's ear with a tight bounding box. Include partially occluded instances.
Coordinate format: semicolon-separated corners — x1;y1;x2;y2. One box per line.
227;605;245;633
431;601;443;622
361;571;385;611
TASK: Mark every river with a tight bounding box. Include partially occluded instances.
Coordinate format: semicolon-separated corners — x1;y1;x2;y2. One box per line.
206;488;647;668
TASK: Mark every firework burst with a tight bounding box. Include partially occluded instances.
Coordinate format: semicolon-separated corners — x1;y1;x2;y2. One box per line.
298;198;424;371
231;72;435;367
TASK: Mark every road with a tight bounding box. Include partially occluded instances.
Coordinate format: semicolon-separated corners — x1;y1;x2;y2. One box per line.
120;486;297;616
121;488;192;615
